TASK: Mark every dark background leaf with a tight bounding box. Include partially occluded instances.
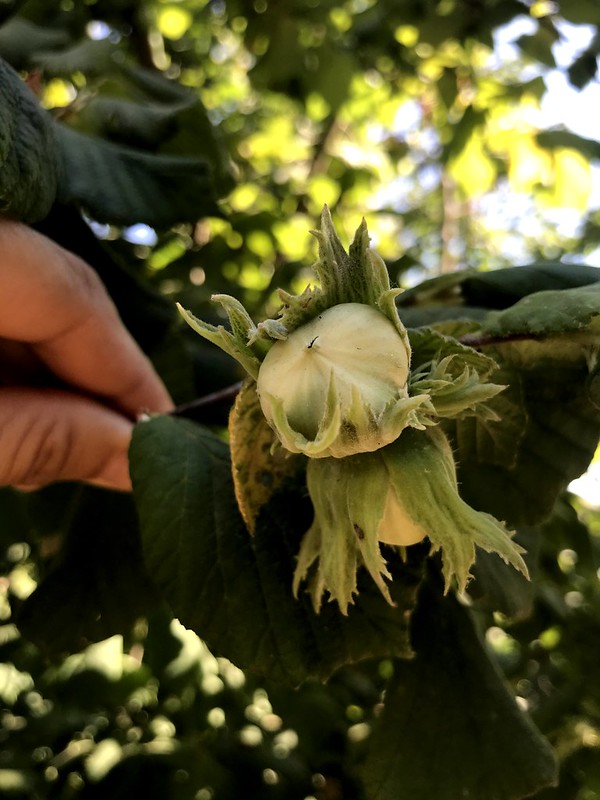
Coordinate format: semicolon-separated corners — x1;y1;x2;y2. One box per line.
71;72;235;195
75;96;181;150
360;579;558;800
16;487;158;655
468;527;539;620
537;128;600;161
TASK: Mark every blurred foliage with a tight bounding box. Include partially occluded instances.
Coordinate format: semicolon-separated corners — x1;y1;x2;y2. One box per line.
1;0;600;798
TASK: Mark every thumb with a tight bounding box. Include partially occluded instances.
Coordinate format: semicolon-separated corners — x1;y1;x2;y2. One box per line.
0;388;134;491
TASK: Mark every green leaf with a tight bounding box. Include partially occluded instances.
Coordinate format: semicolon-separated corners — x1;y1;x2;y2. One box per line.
452;360;600;526
468;529;537;620
537;129;600;161
482;282;600;339
442;105;487;163
402;269;600;526
162;96;236;197
0;16;69;70
516;24;558;69
17;488;158;655
77;96;180;150
52;123;219;227
450;283;600;523
32;36;117;77
0;57;58;222
76;90;234;195
114;65;235;195
118;63;194;104
360;580;558;800
397;263;600;327
130;416;424;686
567;32;600;88
557;0;600;25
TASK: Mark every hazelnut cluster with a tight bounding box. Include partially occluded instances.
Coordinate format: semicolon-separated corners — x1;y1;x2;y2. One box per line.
178;208;527;613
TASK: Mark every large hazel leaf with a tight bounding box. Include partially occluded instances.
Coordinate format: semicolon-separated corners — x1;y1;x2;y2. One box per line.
455;361;599;526
130;416;424;686
402;266;600;526
360;579;557;800
0;58;58;222
451;282;600;525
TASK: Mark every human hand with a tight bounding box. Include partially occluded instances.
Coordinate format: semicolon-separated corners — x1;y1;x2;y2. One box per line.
0;219;173;491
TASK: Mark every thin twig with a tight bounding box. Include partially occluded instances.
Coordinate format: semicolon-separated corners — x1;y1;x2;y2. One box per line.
170;381;243;417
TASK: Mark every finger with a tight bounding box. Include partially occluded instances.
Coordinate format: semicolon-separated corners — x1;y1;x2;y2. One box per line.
0;220;173;417
0;387;134;491
0;339;49;386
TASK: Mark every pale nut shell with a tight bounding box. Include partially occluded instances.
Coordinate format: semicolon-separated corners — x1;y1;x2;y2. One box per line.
378;486;427;546
257;303;410;448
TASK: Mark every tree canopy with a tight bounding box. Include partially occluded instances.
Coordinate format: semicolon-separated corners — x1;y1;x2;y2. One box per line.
1;1;600;799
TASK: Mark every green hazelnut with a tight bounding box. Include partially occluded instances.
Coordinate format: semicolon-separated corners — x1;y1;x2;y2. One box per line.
256;302;424;458
294;427;527;614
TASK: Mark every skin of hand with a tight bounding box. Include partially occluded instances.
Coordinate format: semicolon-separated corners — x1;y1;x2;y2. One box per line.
0;219;174;491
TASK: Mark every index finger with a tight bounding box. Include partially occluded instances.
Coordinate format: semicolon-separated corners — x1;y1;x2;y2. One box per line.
0;219;173;417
